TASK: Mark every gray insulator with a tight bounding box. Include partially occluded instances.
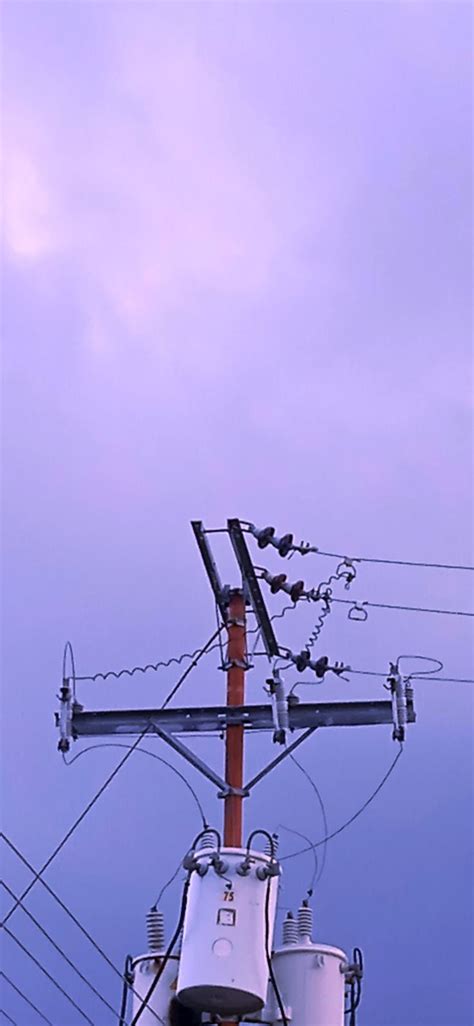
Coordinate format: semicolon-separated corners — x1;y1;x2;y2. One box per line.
199;830;217;850
297;900;313;941
146;908;165;953
282;912;299;946
264;834;279;858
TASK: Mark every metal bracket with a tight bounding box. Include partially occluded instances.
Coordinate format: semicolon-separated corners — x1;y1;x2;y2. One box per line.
244;726;318;791
151;722;232;794
191;521;229;624
227;518;280;658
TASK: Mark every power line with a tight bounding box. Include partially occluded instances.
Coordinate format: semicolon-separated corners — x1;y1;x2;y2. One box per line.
330;595;474;618
3;628;219;930
73;629;224;684
63;743;208;828
1;882;118;1021
0;1010;18;1026
288;753;328;884
1;726;153;929
243;522;474;571
0;970;55;1026
280;745;404;863
309;548;473;572
3;926;94;1025
1;835;160;1024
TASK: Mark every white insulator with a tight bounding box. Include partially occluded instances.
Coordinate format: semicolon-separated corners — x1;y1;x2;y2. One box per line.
282;912;299;946
297;900;313;941
146;908;165;953
264;834;279;858
199;830;218;850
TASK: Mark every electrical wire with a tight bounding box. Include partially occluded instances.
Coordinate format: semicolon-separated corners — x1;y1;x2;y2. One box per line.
309;548;474;572
0;1010;18;1026
0;881;118;1021
330;595;473;617
264;878;288;1026
288;753;328;883
281;745;404;862
242;520;474;569
277;823;319;895
153;860;184;910
73;629;225;683
118;956;134;1026
130;876;190;1026
1;834;161;1025
62;744;208;829
3;925;94;1024
0;972;54;1026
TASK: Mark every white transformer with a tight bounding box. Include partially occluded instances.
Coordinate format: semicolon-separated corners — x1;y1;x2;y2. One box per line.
265;905;348;1026
177;846;280;1017
130;952;179;1026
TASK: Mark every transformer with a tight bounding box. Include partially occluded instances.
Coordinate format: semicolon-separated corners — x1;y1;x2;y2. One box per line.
177;846;280;1017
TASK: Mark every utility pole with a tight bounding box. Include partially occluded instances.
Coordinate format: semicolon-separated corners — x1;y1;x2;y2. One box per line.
224;591;246;848
55;516;415;1026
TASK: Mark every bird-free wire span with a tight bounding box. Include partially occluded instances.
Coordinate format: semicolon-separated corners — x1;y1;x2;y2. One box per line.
1;882;117;1021
1;834;161;1026
0;1009;18;1026
63;743;208;829
241;520;474;571
0;972;53;1026
73;628;225;684
280;745;404;863
288;753;328;884
3;925;94;1025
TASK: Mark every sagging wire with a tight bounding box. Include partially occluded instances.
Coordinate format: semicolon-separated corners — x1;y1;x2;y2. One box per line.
280;744;404;863
277;823;319;896
288;753;328;884
0;971;54;1026
62;744;208;830
1;833;162;1026
1;881;119;1022
72;630;226;684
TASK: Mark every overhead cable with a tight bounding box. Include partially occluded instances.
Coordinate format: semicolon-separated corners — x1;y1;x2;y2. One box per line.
63;743;208;829
1;834;160;1024
1;882;117;1021
0;972;54;1026
243;521;474;571
281;745;404;863
3;925;94;1025
72;628;224;684
0;1010;18;1026
288;753;328;883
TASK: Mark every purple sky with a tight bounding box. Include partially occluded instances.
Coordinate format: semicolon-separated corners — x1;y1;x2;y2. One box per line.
2;3;473;1025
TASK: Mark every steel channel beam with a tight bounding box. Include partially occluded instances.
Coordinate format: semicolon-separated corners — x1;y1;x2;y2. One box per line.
227;518;280;658
70;700;415;738
191;520;229;624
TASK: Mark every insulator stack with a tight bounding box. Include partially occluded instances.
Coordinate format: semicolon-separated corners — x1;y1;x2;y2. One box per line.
297;900;313;942
282;912;299;946
264;834;279;858
146;908;165;952
199;830;218;850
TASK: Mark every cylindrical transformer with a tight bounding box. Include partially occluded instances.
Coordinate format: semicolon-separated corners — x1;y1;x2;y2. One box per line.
267;943;347;1026
131;952;179;1026
177;847;280;1017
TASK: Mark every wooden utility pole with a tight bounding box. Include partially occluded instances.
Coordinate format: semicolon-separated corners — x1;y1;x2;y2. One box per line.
224;590;246;847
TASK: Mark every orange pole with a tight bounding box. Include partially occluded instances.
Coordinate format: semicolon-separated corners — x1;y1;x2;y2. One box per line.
224;590;246;847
